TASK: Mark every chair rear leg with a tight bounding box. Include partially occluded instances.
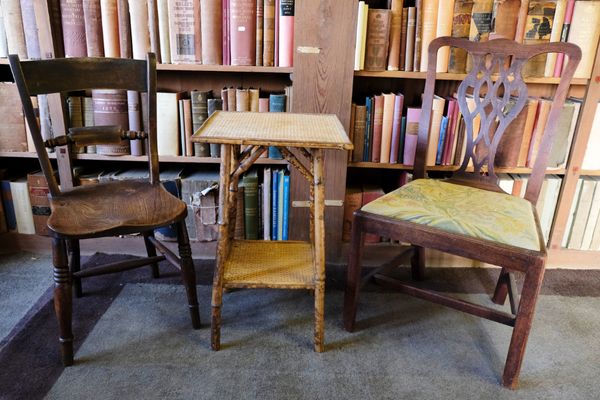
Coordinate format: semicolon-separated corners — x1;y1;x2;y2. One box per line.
411;245;426;281
502;264;545;389
53;238;74;366
493;267;516;305
67;239;82;298
176;221;201;329
343;215;365;332
143;231;160;279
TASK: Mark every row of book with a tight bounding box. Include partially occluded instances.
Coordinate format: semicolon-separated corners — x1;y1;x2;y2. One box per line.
581;102;600;170
342;172;562;244
0;165;292;242
354;0;600;79
563;177;600;251
0;0;295;67
349;91;581;169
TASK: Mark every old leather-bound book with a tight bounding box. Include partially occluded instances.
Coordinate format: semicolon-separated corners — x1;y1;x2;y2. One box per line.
230;0;257;65
82;0;104;57
364;8;391;71
200;0;223;64
93;89;130;155
448;0;474;73
61;0;87;57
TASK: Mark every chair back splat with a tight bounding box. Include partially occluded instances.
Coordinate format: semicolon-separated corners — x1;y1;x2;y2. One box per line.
415;37;581;205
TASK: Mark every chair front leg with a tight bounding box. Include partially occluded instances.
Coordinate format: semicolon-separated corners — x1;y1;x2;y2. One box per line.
176;220;201;329
502;263;545;389
143;231;160;278
343;213;366;332
493;267;511;305
67;239;82;298
411;245;426;281
53;238;74;366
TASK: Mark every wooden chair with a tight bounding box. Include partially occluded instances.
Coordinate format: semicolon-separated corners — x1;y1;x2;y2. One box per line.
343;37;581;388
9;53;201;366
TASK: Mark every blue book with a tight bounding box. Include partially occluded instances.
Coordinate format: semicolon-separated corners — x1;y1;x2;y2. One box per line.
271;169;279;240
363;96;372;162
282;173;290;240
436;116;449;165
398;116;406;164
0;179;17;231
268;94;287;159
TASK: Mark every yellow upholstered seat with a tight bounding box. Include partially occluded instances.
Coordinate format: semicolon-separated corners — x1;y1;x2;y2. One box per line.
361;179;541;251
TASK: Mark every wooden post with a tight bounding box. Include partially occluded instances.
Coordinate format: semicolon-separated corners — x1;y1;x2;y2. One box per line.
312;148;326;352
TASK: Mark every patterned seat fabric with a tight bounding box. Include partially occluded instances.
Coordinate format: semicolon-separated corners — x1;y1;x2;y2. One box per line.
361;179;541;251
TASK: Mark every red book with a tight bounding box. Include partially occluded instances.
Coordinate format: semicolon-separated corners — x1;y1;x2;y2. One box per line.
230;0;256;66
274;0;279;65
223;0;230;64
403;107;421;166
389;93;404;163
442;98;457;165
371;95;384;163
553;0;575;77
278;0;293;67
82;0;104;57
61;0;87;57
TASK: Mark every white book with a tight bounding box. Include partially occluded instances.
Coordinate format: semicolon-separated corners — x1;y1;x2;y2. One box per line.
10;178;35;234
562;178;583;247
354;1;368;71
156;92;181;156
539;175;562;243
581;177;600;250
567;177;596;249
263;167;271;240
157;0;171;63
582;103;600;170
497;173;514;195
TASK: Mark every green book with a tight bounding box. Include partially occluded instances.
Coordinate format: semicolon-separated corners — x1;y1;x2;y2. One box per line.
243;170;259;240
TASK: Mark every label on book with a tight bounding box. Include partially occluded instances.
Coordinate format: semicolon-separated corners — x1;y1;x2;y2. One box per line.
280;0;294;16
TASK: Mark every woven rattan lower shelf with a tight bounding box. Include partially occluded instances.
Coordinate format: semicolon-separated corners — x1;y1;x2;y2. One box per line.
223;240;315;289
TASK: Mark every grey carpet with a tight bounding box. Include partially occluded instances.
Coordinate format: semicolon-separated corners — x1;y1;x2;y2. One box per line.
44;283;600;400
0;252;53;346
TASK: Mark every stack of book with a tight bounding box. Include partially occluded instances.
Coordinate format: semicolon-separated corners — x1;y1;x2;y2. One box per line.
562;177;600;250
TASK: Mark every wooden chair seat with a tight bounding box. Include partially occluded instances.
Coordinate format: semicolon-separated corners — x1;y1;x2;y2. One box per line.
48;180;187;239
361;179;541;251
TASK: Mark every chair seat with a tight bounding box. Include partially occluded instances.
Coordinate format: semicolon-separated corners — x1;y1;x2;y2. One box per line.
361;179;541;251
48;180;187;238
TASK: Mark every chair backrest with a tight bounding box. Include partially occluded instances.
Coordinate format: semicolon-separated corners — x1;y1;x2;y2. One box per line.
415;37;581;204
8;54;159;197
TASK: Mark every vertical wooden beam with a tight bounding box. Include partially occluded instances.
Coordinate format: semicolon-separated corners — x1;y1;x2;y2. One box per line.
549;43;600;249
291;0;358;259
312;148;326;352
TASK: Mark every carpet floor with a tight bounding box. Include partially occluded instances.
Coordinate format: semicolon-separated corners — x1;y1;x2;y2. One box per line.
1;252;600;399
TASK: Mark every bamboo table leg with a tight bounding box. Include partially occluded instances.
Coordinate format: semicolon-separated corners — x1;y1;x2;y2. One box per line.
211;144;233;351
312;148;326;352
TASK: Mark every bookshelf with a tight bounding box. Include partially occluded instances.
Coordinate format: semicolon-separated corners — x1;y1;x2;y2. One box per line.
346;0;600;268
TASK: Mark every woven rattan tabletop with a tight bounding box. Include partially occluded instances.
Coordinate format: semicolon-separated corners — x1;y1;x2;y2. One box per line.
191;111;353;150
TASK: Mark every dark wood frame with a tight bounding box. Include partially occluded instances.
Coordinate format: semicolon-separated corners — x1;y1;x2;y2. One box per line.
343;37;581;389
9;53;201;366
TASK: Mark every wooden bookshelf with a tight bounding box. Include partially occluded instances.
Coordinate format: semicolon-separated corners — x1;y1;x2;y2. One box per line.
157;64;292;74
348;162;566;175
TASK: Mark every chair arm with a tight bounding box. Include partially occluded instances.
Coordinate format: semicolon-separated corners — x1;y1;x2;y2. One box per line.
44;126;148;148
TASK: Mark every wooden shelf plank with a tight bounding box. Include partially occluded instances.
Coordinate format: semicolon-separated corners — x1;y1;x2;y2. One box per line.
354;70;589;85
347;162;565;174
157;64;293;74
580;170;600;176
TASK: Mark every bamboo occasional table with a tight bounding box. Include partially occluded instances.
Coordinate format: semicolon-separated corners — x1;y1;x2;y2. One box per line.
191;111;352;352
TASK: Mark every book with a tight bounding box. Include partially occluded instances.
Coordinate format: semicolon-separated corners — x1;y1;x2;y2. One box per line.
230;0;257;66
263;167;271;240
448;0;473;73
547;100;576;168
389;93;404;164
582;177;600;250
522;1;557;77
207;98;223;157
565;0;600;79
274;0;279;65
342;186;362;242
0;83;27;152
426;95;445;166
379;93;396;164
403;107;421;166
364;8;392;72
582;103;600;170
82;0;104;57
190;90;212;157
538;175;562;243
281;172;290;240
489;0;520;41
116;0;130;57
100;0;120;57
553;0;575;77
127;91;143;156
201;0;223;65
352;104;367;163
263;0;276;66
561;176;582;246
435;0;455;72
167;0;197;63
236;88;250;111
371;94;384;162
180;170;220;241
148;0;160;61
10;177;35;234
26;171;50;236
128;0;151;60
267;93;286;159
363;96;373;161
398;116;406;163
92;89;130;155
516;98;540;167
249;88;260;111
278;0;294;67
567;177;597;249
436;115;448;165
419;0;439;72
387;0;403;71
61;0;87;57
20;0;41;59
271;168;279;240
543;0;567;77
256;0;263;66
399;7;408;71
157;0;171;63
413;0;422;71
277;169;284;240
527;98;552;168
242;170;259;240
404;6;416;72
157;92;184;156
182;99;193;156
466;0;493;71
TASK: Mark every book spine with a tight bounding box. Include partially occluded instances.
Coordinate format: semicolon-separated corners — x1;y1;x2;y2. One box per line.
128;91;143;156
223;0;230;65
354;1;366;70
19;0;41;59
207;98;223;157
387;0;403;71
263;167;271;240
82;0;105;57
157;0;171;63
256;0;263;66
352;105;366;163
436;116;448;165
404;6;415;72
236;88;250;111
243;174;259;240
371;94;384;163
116;0;131;57
230;0;257;66
274;0;279;65
399;7;408;71
380;93;395;164
277;169;283;240
435;0;455;72
263;0;275;66
413;0;422;72
389;95;403;164
249;88;260;111
271;169;279;240
281;173;290;240
168;0;197;63
92;89;130;155
419;0;439;72
553;0;575;77
27;173;51;236
128;0;151;60
201;0;223;65
61;0;88;57
403;108;421;166
148;0;160;61
363;96;372;162
522;1;556;77
448;0;473;73
364;9;392;72
267;94;286;159
191;90;211;156
101;0;121;57
10;180;35;234
278;0;294;67
399;116;406;164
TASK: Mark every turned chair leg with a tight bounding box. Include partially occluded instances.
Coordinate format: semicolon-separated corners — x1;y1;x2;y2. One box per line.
411;245;426;281
143;231;160;279
53;238;74;366
176;221;200;329
67;239;82;298
343;216;365;332
493;267;511;305
502;264;545;389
